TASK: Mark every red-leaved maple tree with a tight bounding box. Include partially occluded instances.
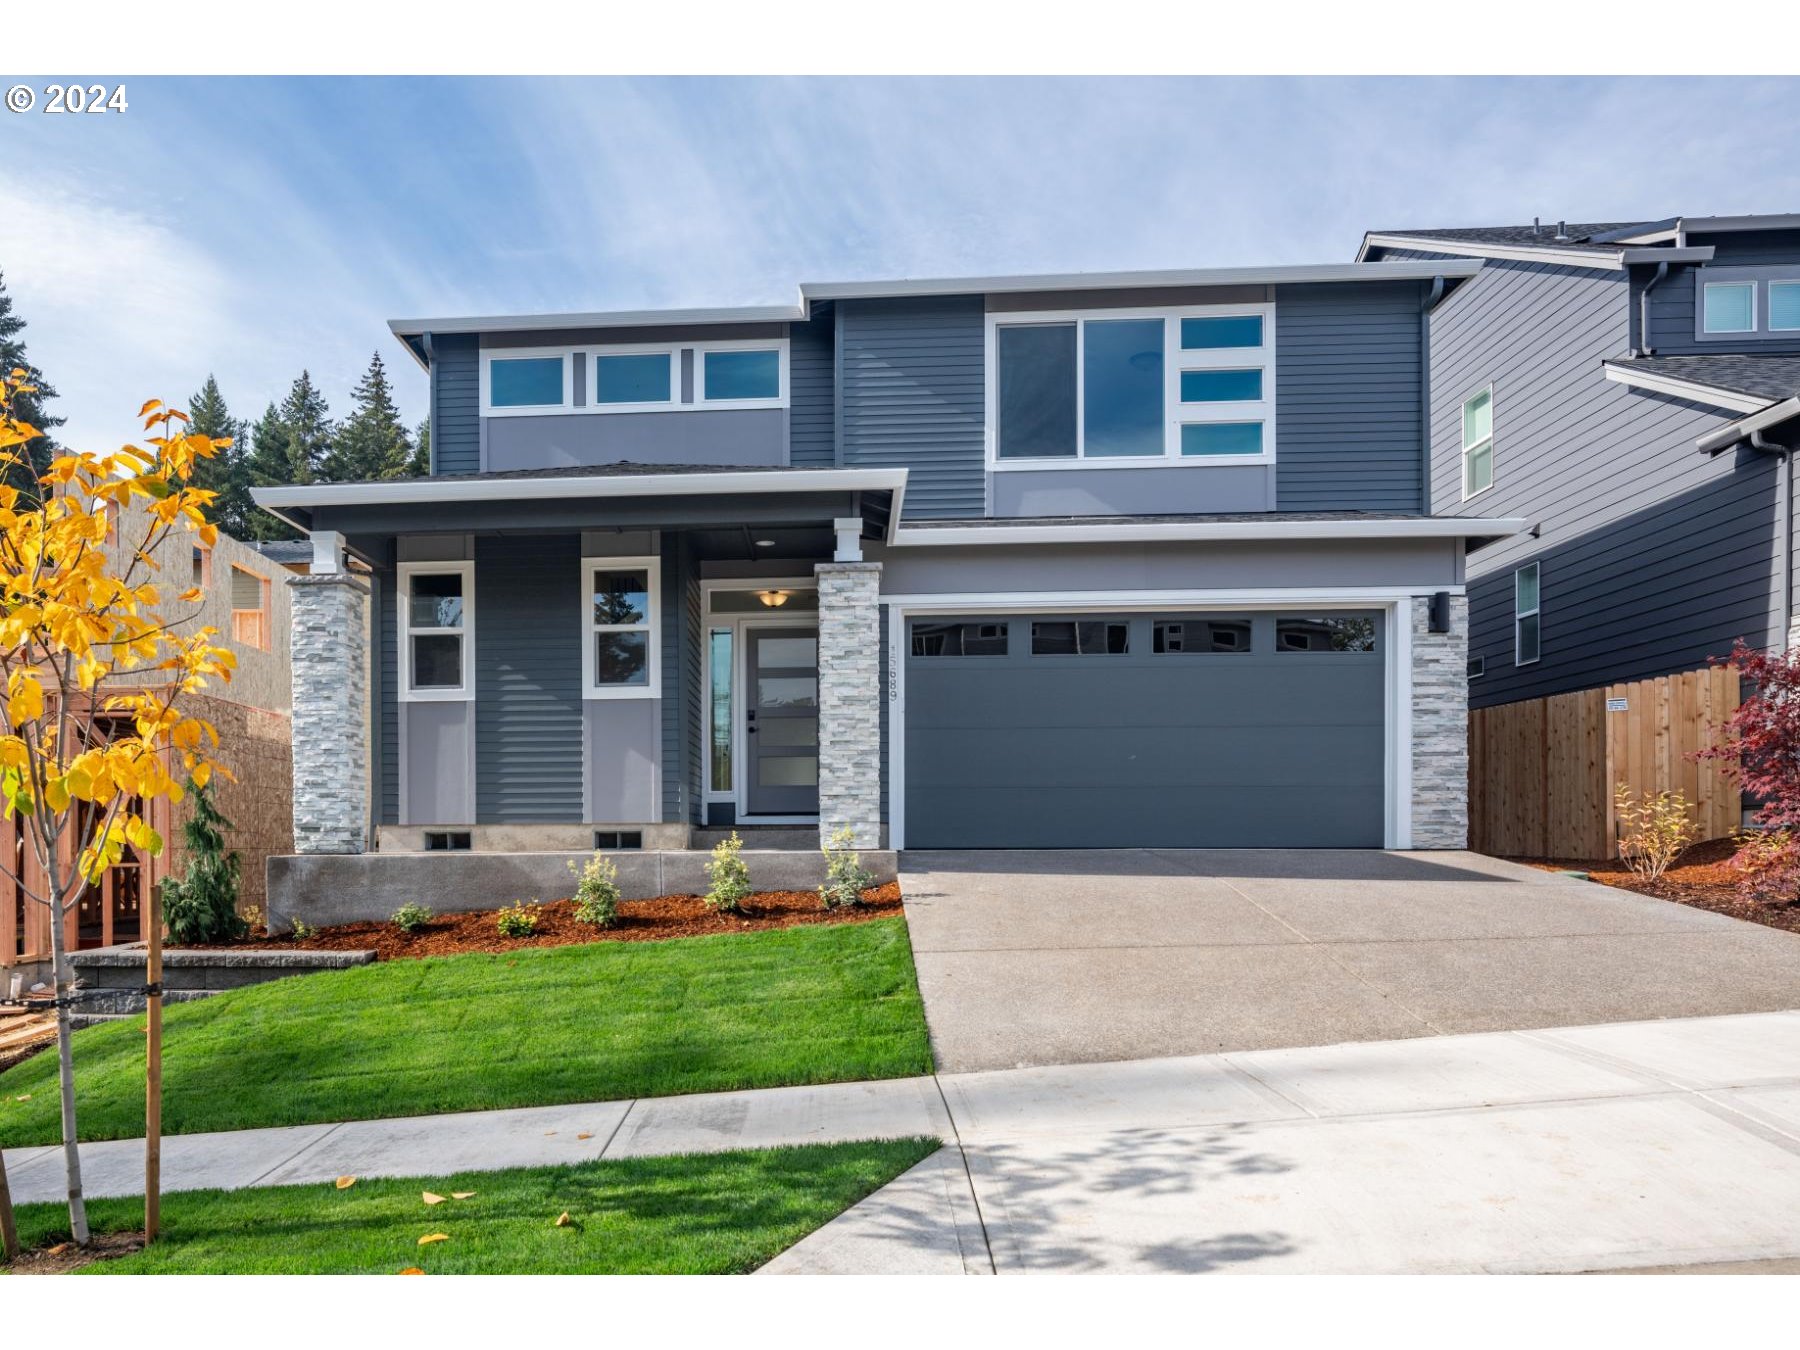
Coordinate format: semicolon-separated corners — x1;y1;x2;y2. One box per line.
1698;641;1800;902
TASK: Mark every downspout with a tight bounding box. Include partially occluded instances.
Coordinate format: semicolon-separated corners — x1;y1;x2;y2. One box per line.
1635;261;1669;357
1420;276;1446;514
1755;429;1793;647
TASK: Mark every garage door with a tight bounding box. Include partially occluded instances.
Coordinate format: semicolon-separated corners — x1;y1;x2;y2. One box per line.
903;611;1386;848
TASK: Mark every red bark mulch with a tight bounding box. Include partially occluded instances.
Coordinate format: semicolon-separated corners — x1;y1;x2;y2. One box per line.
202;882;905;961
1515;838;1800;936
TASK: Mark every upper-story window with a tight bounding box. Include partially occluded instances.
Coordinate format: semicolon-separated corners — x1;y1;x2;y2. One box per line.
696;341;786;408
1462;387;1494;499
1696;266;1800;341
592;351;673;407
989;305;1274;468
1514;562;1540;667
399;562;474;700
483;350;572;415
229;564;271;652
484;341;788;416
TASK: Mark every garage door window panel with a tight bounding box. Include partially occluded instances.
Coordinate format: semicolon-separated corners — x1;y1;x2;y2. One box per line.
1030;621;1130;655
1276;615;1378;654
1153;617;1254;653
911;620;1010;657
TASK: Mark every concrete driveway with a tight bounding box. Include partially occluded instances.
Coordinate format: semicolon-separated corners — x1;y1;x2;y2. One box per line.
899;849;1800;1073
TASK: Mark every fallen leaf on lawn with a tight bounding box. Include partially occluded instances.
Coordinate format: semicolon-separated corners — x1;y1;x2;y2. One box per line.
15;1094;29;1101
418;1233;450;1246
422;1191;446;1205
576;1132;593;1140
47;1242;70;1256
335;1175;357;1190
554;1212;572;1228
451;1192;476;1200
398;1267;426;1275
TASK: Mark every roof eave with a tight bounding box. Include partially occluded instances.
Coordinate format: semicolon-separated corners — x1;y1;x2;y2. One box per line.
1697;397;1800;455
1602;362;1775;415
888;517;1533;548
1360;233;1714;272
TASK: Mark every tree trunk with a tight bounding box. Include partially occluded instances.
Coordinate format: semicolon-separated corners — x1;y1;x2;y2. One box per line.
46;905;90;1245
0;1139;19;1262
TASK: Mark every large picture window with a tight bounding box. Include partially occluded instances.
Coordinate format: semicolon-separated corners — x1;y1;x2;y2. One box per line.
399;562;474;700
991;305;1273;466
584;556;661;698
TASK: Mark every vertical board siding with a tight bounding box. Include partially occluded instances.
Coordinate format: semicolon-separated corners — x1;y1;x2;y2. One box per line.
657;534;702;824
1381;247;1771;707
839;295;985;519
788;307;836;467
377;565;398;825
1274;280;1426;511
1469;666;1739;858
475;535;584;822
431;334;481;475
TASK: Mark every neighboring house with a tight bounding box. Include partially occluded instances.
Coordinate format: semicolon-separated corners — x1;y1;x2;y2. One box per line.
251;259;1531;869
1358;215;1800;708
1;510;294;976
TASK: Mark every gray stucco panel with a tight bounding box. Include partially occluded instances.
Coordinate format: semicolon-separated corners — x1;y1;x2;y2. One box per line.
483;408;787;472
990;465;1272;517
403;701;476;825
585;699;661;821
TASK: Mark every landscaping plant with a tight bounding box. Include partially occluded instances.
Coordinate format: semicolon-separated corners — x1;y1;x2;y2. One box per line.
1613;784;1698;883
1696;642;1800;903
390;902;433;934
160;777;246;945
818;824;871;909
705;831;751;914
1727;828;1800;906
569;853;621;927
496;901;541;938
0;374;235;1246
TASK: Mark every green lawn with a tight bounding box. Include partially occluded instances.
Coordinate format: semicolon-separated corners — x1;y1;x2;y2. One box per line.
0;918;932;1148
4;1137;940;1274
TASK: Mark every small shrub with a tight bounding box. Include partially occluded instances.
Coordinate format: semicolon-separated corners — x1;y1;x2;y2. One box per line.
496;901;541;938
1614;784;1699;883
290;917;316;942
1729;829;1800;906
705;831;752;914
819;825;872;909
569;854;622;928
391;902;433;934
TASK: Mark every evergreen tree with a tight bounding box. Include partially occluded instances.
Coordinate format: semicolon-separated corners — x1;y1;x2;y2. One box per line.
243;401;299;540
325;352;413;481
275;370;333;483
0;267;64;492
409;416;431;476
186;375;257;539
160;777;246;944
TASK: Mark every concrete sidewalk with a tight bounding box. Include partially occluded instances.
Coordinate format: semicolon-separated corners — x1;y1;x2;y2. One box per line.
12;1009;1800;1274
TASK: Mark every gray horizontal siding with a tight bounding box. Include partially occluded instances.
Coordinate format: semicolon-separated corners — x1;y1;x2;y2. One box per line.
1389;246;1778;706
1274;280;1425;512
1643;231;1800;356
431;334;480;475
475;534;584;822
789;308;835;468
839;295;985;519
378;565;398;825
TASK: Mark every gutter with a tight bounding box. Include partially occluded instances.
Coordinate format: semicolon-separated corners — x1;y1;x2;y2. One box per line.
1696;397;1800;455
1359;234;1714;273
888;516;1533;548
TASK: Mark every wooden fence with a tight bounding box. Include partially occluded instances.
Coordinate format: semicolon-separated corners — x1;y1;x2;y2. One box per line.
1468;666;1741;860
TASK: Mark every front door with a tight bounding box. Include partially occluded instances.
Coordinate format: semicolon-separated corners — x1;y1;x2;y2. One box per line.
745;626;820;816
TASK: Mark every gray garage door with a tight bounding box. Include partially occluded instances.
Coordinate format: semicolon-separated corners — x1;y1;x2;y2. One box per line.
903;611;1386;848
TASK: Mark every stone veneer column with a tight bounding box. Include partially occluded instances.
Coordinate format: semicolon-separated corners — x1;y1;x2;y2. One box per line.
815;561;883;849
288;571;370;853
1410;593;1469;850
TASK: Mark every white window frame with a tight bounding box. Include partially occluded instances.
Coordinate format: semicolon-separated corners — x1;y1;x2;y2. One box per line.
1461;384;1495;502
398;561;475;702
585;345;678;414
480;347;574;417
1514;562;1540;668
984;303;1276;471
582;555;662;700
1701;281;1757;335
1771;281;1800;332
693;338;790;411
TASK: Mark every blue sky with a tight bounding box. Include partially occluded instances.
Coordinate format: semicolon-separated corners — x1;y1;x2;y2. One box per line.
8;75;1800;453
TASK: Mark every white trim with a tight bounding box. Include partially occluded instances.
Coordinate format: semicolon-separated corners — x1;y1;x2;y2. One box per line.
888;517;1530;547
1460;384;1495;501
1514;562;1541;667
480;347;573;418
581;555;661;700
256;466;906;508
1696;396;1800;455
700;579;821;815
585;345;678;414
397;561;475;702
984;303;1276;470
1602;362;1773;415
1358;233;1716;272
881;588;1438;852
692;338;790;411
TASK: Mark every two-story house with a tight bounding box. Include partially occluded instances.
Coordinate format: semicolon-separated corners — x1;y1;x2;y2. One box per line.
1359;216;1800;712
251;261;1527;895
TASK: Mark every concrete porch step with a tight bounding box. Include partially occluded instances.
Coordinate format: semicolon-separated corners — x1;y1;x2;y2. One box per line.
692;826;821;850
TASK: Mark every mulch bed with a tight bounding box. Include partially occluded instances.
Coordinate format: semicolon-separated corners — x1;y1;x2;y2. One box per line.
199;882;905;961
4;1230;145;1274
1515;838;1800;936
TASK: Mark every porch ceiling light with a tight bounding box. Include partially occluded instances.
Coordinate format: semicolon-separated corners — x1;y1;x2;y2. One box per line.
757;589;791;608
754;538;776;547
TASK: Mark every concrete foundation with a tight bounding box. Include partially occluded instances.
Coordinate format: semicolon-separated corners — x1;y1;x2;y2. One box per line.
267;849;899;934
375;822;692;853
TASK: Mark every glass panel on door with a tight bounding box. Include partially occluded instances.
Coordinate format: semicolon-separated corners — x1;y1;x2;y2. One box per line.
746;626;821;816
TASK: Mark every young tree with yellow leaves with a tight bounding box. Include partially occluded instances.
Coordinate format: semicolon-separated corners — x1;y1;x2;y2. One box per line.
0;369;236;1246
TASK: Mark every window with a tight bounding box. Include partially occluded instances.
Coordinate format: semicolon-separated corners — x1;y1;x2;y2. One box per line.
1702;282;1756;334
1276;616;1377;653
702;348;781;401
1772;282;1800;332
592;351;672;406
399;562;473;699
1515;563;1540;666
911;621;1009;657
1030;621;1129;655
191;545;212;589
992;305;1273;465
1467;655;1486;680
1462;387;1494;499
229;564;271;652
584;557;660;697
1154;618;1251;653
484;353;567;412
709;628;733;793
